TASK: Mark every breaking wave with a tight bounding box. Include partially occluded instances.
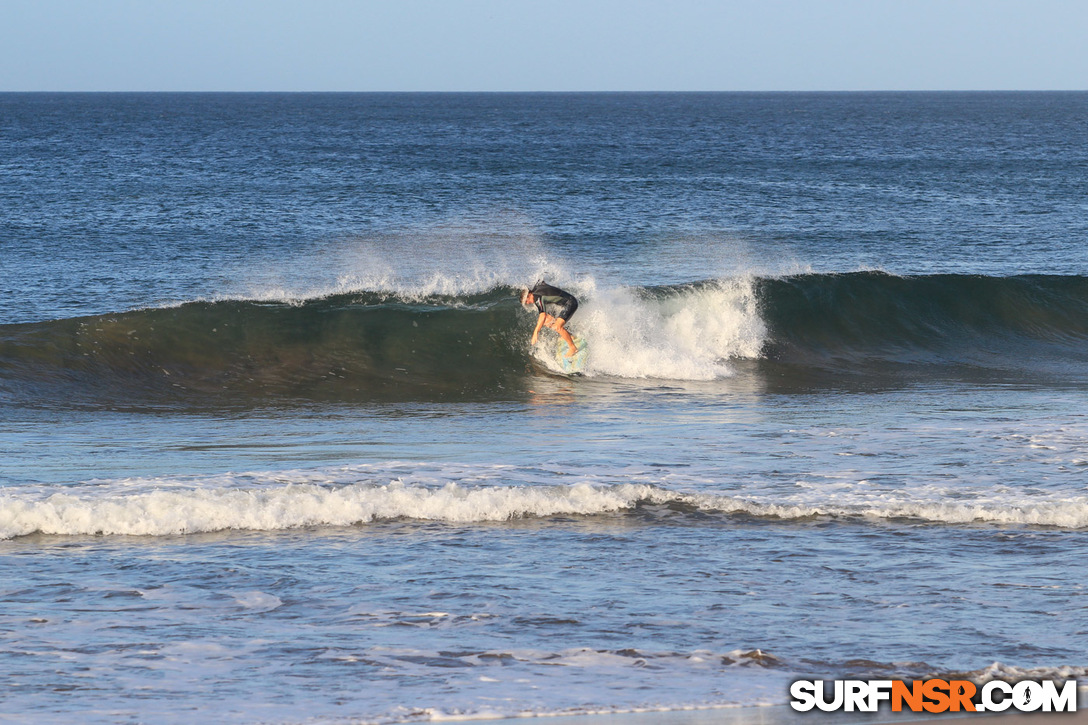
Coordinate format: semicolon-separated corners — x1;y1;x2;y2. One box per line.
1;272;1086;406
4;465;1087;539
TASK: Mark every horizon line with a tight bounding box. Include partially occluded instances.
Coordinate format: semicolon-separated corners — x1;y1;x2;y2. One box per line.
2;88;1086;94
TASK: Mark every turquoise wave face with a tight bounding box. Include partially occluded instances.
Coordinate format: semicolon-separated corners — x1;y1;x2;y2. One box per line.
0;291;530;406
756;272;1088;363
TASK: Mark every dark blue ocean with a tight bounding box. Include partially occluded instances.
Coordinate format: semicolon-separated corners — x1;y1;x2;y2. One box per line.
1;92;1087;723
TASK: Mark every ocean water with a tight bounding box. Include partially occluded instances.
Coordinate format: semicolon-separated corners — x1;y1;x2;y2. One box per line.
1;92;1087;723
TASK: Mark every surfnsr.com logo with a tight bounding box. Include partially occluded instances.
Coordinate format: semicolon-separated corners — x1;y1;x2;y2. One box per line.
790;679;1078;713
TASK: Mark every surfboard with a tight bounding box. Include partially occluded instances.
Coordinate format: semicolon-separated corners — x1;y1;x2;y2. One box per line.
556;335;588;375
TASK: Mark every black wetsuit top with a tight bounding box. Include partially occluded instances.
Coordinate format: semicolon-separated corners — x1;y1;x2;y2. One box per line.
530;282;579;321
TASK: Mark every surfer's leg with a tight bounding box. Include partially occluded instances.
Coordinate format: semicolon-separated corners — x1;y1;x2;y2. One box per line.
554;318;578;357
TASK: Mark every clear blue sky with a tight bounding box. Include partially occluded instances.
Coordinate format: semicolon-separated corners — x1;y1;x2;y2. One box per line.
2;0;1085;91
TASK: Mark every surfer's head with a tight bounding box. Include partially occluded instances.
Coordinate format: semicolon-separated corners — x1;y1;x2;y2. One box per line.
520;288;533;305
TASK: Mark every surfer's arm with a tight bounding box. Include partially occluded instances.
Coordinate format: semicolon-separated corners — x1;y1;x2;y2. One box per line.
530;312;547;345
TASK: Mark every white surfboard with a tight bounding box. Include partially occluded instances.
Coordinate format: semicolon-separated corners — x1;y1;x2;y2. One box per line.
556;336;588;375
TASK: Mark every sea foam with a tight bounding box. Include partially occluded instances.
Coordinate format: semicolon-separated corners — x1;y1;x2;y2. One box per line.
564;278;766;379
0;480;663;539
3;465;1088;539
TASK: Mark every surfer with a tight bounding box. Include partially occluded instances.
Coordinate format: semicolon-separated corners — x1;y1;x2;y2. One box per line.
520;282;579;358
